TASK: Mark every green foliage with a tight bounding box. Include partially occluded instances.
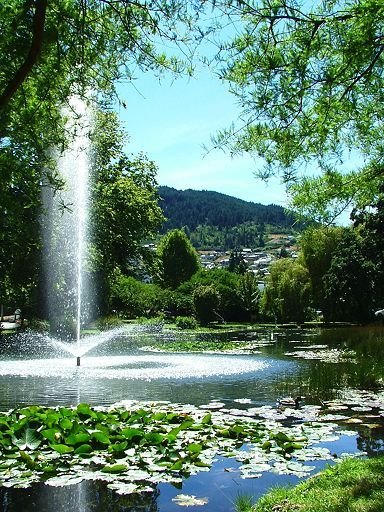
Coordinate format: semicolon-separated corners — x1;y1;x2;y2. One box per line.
95;315;124;331
193;284;220;325
249;456;384;512
159;186;294;250
156;229;200;289
91;112;165;276
237;272;261;320
0;0;203;316
110;272;167;318
0;400;333;493
262;259;311;324
215;0;384;222
180;268;246;321
299;226;344;320
323;228;376;323
175;316;198;329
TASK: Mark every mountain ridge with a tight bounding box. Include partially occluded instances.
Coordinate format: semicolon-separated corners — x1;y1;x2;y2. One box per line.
158;185;292;231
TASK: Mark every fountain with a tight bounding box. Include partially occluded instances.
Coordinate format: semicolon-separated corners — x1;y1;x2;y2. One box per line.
42;96;92;364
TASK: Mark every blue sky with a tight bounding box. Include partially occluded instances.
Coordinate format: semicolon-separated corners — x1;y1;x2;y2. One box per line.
117;67;288;207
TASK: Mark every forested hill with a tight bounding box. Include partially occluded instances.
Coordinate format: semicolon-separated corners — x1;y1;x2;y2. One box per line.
158;186;292;231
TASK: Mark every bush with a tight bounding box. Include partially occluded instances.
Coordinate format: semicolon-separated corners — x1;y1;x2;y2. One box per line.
193;285;220;325
96;315;124;331
175;316;198;329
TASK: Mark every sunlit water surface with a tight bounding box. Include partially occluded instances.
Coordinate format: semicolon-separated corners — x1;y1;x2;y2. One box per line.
0;324;383;511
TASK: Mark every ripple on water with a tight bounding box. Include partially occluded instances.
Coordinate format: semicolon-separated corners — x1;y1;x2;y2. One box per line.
0;354;269;380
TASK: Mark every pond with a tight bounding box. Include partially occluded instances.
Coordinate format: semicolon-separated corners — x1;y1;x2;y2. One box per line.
0;324;383;511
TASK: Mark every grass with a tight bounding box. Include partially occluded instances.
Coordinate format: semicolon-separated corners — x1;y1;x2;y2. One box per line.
238;456;384;512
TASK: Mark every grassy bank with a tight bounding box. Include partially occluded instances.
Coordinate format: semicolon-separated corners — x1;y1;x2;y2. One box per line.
238;456;384;512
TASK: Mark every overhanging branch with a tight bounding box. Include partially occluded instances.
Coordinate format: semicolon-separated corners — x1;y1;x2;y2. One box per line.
0;0;48;112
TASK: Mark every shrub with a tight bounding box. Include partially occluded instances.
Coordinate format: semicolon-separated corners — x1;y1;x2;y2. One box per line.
175;316;198;329
193;284;220;325
96;315;124;330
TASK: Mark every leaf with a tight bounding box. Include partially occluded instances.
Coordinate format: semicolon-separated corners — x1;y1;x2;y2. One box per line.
65;433;91;446
101;464;127;474
12;428;41;451
186;443;203;455
59;418;73;430
41;429;61;444
170;459;183;471
145;433;164;445
201;413;212;424
108;441;128;453
50;444;74;454
121;428;144;441
92;431;110;445
74;444;93;454
19;451;36;469
76;403;97;418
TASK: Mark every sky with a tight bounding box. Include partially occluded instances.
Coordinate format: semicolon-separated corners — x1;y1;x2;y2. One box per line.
116;66;288;208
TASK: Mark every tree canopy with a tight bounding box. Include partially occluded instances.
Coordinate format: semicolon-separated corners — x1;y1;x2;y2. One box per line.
214;0;384;222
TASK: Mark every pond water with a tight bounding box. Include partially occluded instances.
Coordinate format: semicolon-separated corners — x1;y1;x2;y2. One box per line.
0;324;383;511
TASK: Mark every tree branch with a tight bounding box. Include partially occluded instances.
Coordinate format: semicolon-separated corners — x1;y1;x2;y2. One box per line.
0;0;48;112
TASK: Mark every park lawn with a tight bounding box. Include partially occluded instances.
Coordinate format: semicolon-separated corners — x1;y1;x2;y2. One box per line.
242;456;384;512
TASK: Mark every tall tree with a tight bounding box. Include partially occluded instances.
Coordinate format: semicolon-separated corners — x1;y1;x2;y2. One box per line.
214;0;384;222
299;226;344;320
261;258;311;323
157;229;200;289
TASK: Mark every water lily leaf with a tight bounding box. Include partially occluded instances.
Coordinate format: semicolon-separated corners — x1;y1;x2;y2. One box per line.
201;413;212;424
46;474;84;487
19;451;36;469
186;443;202;455
107;481;153;495
172;494;208;506
91;431;110;445
101;463;127;474
50;444;74;454
42;429;61;444
76;403;97;418
59;418;73;430
74;444;93;454
145;433;165;445
121;428;144;441
12;428;41;451
108;441;128;453
170;459;184;471
65;433;91;445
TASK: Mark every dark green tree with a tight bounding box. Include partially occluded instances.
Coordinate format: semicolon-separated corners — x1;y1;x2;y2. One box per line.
261;258;311;324
237;272;261;321
323;228;376;323
156;229;200;289
299;226;344;320
193;284;221;325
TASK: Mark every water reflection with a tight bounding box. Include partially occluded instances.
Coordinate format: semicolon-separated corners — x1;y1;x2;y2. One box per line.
0;481;159;512
0;325;383;511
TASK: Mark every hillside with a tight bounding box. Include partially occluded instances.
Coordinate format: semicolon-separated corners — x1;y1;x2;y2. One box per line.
157;186;296;250
158;186;292;231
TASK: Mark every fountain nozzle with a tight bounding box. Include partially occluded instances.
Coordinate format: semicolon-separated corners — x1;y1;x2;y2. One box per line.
77;356;81;366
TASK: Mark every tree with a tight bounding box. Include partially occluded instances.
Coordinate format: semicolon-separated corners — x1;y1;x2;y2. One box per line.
180;268;246;321
299;226;344;321
323;228;376;322
0;0;206;314
214;0;384;222
261;258;311;324
156;229;200;289
237;272;261;321
193;284;220;325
